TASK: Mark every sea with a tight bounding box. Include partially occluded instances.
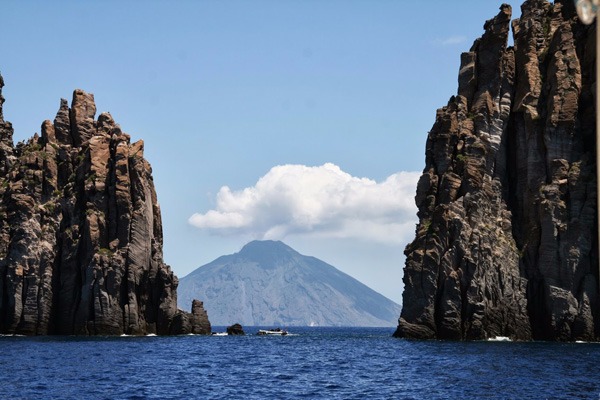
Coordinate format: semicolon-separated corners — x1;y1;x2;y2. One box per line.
1;327;599;399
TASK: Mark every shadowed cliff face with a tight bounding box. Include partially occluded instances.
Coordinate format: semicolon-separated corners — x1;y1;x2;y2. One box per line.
0;80;210;335
395;0;598;341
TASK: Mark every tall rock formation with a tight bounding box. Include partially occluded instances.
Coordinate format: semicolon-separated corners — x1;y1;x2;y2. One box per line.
395;0;598;341
0;77;210;335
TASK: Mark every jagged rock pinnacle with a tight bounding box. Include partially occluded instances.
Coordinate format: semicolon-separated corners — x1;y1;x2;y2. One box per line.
395;0;597;341
0;82;210;335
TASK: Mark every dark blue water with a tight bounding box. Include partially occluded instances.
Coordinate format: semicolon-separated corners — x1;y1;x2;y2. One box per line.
1;327;599;399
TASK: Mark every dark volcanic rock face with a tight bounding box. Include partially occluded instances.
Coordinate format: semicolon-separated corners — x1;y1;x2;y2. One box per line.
395;0;598;341
0;78;210;335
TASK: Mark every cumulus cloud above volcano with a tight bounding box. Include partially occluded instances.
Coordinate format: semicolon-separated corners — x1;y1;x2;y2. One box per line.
189;163;420;245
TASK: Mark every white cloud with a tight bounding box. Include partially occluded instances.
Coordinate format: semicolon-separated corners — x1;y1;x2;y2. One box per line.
436;35;467;46
189;163;420;245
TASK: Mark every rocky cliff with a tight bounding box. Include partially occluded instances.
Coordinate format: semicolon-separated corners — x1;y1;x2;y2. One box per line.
0;77;210;335
395;0;598;341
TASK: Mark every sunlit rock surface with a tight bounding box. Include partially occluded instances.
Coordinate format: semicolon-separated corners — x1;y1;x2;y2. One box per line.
0;78;210;335
395;0;598;341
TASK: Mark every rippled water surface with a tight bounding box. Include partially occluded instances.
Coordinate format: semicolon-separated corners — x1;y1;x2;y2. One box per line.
1;327;600;399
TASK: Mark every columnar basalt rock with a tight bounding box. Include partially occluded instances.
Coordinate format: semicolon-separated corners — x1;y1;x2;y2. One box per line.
0;77;210;335
395;0;598;341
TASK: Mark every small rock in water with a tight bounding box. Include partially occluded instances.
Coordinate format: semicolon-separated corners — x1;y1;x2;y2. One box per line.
226;323;245;335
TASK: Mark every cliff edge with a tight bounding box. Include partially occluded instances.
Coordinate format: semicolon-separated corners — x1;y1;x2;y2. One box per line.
395;0;597;341
0;77;210;335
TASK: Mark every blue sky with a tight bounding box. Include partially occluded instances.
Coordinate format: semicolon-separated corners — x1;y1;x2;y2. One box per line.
1;1;519;303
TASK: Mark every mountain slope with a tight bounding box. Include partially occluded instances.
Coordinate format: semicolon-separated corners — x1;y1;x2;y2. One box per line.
179;240;401;327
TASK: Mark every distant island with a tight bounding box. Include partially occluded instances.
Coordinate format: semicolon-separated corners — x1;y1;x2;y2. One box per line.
178;240;401;327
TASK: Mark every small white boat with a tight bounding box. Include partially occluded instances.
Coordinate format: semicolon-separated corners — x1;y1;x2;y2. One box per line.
488;336;511;342
212;332;228;336
257;328;288;336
